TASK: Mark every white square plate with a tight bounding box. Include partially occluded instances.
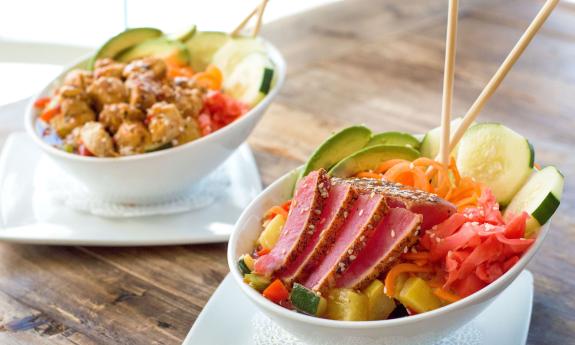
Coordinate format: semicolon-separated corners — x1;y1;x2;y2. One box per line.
183;271;533;345
0;133;262;246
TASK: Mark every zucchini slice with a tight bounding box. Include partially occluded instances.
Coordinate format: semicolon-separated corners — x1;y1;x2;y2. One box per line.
290;283;327;316
222;53;275;106
244;273;271;292
367;131;420;150
456;123;533;206
504;166;564;237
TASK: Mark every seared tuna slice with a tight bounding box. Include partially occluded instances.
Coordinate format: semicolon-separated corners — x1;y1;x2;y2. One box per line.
279;183;357;285
336;208;422;290
302;193;388;292
332;177;455;230
254;169;330;277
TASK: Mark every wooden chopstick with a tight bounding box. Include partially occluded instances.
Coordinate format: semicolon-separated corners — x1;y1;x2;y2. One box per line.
253;0;270;37
438;0;459;166
446;0;559;153
231;6;259;37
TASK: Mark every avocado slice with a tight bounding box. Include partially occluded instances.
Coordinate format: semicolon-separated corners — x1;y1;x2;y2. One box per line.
90;28;163;69
117;38;190;65
301;125;372;178
186;31;231;72
329;145;421;178
367;131;420;150
169;25;197;42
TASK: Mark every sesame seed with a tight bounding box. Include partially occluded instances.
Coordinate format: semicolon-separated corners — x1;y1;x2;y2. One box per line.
349;255;356;261
391;230;396;238
359;209;364;216
403;246;408;253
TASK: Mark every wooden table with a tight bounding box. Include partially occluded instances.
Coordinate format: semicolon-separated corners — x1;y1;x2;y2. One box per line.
1;0;573;344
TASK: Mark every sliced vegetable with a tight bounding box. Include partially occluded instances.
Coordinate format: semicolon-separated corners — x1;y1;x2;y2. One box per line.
290;283;327;316
504;166;564;237
212;37;267;78
263;279;290;304
326;288;368;321
362;279;396;320
456;123;533;205
301;125;372;178
257;214;285;250
398;277;442;314
367;131;420;150
169;25;197;42
329;145;420;178
222;53;274;106
117;38;190;65
244;273;271;292
186;31;231;72
91;27;163;69
420;117;465;159
238;255;254;275
384;263;433;298
34;97;51;109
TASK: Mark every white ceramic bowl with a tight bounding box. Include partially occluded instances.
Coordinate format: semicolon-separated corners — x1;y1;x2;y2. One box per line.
228;168;551;345
25;41;285;204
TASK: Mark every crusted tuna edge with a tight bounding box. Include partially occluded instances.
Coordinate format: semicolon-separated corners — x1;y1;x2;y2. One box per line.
275;169;331;276
286;185;359;285
344;215;422;291
311;195;389;293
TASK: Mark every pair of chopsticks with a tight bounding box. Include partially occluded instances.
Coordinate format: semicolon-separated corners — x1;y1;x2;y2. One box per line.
231;0;270;37
437;0;559;166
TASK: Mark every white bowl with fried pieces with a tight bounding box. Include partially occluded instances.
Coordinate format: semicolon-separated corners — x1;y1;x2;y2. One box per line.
228;168;550;345
24;41;285;204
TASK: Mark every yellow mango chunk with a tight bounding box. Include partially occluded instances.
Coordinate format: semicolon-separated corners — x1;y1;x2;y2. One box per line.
326;288;368;321
362;279;396;320
258;214;285;250
398;277;442;313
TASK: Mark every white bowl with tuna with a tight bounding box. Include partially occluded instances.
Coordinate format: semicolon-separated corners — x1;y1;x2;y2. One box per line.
228;167;551;345
24;40;285;204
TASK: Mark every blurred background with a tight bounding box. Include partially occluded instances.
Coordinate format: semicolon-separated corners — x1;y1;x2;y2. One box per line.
0;0;338;106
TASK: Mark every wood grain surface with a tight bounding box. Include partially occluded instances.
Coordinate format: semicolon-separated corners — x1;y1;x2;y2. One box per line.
0;0;573;344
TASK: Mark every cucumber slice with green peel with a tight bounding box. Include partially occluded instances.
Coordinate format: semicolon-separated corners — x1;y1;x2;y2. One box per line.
504;166;564;237
212;37;267;78
301;126;372;178
367;131;420;150
329;145;421;178
290;283;327;316
91;27;163;69
222;53;275;106
169;25;197;42
117;38;190;65
420;117;467;158
456;123;533;206
185;31;230;72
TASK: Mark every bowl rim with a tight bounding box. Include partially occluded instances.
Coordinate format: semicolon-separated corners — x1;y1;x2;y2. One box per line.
24;38;286;164
228;166;551;329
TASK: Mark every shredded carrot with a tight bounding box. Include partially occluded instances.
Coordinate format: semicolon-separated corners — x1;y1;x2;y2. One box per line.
194;64;223;90
432;287;461;303
257;247;270;257
355;157;482;208
281;200;292;212
384;263;433;297
265;206;288;219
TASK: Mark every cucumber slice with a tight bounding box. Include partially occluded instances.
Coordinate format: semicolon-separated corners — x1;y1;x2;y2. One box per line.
329;145;421;178
456;123;533;206
117;38;190;65
169;25;197;42
367;131;420;150
212;37;267;78
301;126;372;178
186;31;230;72
222;53;275;106
91;27;163;69
420;117;466;158
290;283;327;316
504;166;564;237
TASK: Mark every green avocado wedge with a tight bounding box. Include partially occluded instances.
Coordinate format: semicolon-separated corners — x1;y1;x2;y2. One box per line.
329;145;421;178
300;126;372;178
90;27;163;69
169;25;197;42
117;38;190;65
366;131;420;150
